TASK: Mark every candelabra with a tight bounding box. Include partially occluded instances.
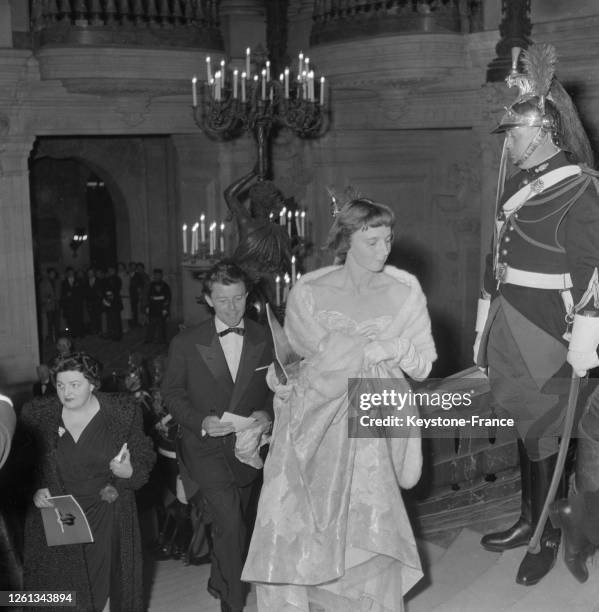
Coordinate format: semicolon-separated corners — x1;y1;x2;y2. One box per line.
191;49;328;178
185;49;327;321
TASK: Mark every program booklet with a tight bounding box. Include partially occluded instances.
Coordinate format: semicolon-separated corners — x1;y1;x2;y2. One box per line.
266;303;301;385
41;495;94;546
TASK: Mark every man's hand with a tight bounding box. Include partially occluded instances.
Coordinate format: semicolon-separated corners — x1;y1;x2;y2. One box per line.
202;416;235;437
250;410;272;433
567;350;599;378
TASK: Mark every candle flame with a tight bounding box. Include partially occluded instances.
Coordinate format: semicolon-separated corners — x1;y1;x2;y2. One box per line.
192;222;199;230
183;224;187;230
291;255;296;263
200;213;205;221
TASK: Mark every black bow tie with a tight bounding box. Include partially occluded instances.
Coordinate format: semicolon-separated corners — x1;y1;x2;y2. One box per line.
218;327;245;337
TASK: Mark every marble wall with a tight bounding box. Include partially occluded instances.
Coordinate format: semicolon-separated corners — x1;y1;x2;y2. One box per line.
2;4;599;384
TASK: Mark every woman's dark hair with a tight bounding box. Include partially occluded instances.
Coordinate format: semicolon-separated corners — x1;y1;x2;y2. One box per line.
203;260;250;296
326;198;395;262
51;352;102;389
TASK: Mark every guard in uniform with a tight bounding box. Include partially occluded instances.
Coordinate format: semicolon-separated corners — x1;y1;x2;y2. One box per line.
145;269;171;344
474;44;599;586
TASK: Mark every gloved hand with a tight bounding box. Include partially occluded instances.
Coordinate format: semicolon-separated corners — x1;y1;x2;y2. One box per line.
266;362;292;400
567;313;599;377
364;339;403;369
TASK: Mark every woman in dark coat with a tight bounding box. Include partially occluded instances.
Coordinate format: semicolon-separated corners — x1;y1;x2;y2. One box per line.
21;352;155;612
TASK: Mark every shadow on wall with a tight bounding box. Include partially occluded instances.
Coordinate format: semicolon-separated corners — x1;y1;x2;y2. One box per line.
387;242;464;379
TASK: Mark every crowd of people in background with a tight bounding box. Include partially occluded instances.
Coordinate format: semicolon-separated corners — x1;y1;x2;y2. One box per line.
37;262;171;345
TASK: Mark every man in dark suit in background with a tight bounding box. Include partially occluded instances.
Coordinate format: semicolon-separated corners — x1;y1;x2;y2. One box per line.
161;261;273;612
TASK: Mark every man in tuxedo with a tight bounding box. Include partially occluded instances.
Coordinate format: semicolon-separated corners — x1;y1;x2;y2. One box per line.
162;261;273;612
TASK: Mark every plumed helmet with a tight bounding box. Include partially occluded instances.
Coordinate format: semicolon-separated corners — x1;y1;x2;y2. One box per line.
492;96;559;134
492;44;593;166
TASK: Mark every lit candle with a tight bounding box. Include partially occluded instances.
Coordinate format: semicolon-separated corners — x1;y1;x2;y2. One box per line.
309;71;314;101
215;70;221;101
295;210;301;236
291;255;296;281
301;71;307;99
241;72;246;102
233;69;238;99
209;222;216;255
206;57;212;81
191;76;198;107
284;68;289;98
182;224;188;254
320;76;325;105
191;222;199;254
284;273;291;302
220;222;225;253
220;59;226;86
287;210;293;237
298;52;303;75
246;47;251;77
279;206;286;225
200;213;206;243
266;60;271;80
261;69;266;100
275;275;281;306
269;212;274;222
300;211;306;237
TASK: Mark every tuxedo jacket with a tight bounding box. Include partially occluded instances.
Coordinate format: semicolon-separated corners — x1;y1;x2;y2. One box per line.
161;316;274;491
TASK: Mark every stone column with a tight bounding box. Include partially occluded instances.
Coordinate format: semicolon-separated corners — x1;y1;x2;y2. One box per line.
0;0;13;47
219;0;266;61
288;0;316;57
0;136;39;384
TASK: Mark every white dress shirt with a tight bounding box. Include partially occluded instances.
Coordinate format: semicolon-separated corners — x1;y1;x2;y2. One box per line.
215;317;244;381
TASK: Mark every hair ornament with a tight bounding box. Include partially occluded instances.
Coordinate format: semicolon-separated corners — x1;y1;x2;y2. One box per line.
326;185;362;218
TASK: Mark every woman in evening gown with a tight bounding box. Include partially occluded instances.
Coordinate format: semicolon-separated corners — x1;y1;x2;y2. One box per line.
21;352;155;612
243;197;437;611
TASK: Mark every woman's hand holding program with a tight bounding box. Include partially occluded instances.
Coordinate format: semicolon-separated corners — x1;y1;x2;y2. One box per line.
33;488;54;508
109;443;133;479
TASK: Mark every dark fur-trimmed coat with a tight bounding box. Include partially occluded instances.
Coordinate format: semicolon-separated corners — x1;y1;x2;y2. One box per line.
20;392;155;612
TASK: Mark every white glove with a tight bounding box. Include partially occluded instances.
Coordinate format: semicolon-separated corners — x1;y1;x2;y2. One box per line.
567;314;599;376
473;332;483;365
473;298;490;365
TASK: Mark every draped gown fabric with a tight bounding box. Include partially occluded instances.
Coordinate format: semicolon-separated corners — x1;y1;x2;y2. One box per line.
56;408;115;612
242;265;437;612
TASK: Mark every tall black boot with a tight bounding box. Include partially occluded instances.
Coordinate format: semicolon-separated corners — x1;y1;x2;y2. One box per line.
481;440;532;551
516;453;562;586
549;396;599;583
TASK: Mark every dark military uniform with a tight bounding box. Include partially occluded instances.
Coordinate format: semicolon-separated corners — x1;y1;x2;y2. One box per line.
145;279;171;344
478;152;599;460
